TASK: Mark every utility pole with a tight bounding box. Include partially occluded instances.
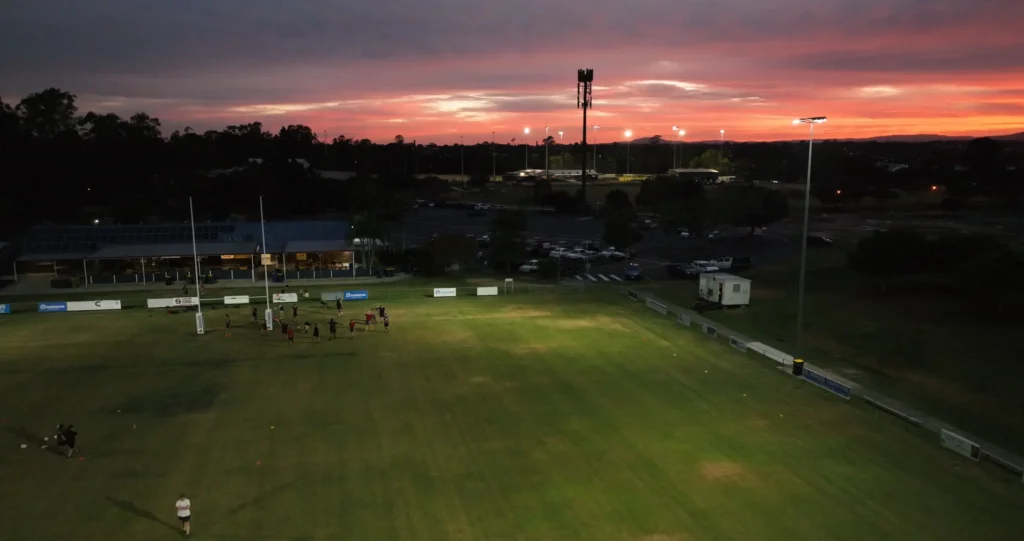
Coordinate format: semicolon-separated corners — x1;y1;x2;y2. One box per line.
577;69;594;204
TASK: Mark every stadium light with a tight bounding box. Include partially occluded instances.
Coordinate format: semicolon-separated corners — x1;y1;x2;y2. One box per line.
593;126;600;173
259;196;273;331
558;131;564;172
544;126;550;174
792;115;828;357
624;130;633;175
188;197;205;335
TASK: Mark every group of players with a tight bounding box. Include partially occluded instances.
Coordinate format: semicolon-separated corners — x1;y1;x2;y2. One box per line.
236;297;390;344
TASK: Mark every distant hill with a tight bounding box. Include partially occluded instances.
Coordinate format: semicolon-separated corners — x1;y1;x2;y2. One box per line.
624;132;1024;144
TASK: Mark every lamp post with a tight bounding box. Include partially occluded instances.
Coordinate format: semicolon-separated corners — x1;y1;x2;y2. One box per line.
676;128;685;169
557;131;564;171
460;135;465;182
624;130;633;175
671;126;678;169
792;116;827;356
523;127;530;169
593;126;600;173
544;126;550;175
719;129;725;155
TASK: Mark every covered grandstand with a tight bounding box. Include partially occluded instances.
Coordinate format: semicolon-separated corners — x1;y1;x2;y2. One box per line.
13;220;366;288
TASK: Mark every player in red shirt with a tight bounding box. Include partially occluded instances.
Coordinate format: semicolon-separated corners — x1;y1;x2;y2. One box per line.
286;327;295;346
348;319;357;339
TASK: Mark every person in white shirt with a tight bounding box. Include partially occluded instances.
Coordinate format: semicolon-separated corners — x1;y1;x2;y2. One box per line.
175;494;191;536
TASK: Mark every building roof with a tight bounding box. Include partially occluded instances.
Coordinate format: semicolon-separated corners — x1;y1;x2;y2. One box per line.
669;168;720;174
284;240;350;253
88;242;258;259
234;220;351;253
17;251;94;262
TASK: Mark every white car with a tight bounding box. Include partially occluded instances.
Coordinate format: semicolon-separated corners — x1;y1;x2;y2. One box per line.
709;257;733;270
567;248;590;260
687;262;720;275
600;248;626;260
548;247;569;258
519;259;541;273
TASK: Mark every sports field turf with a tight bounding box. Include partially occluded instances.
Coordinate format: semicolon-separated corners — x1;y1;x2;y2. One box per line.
1;287;1023;541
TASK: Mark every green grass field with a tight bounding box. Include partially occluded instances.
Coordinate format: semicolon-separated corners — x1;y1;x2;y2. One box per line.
646;247;1024;455
2;289;1023;541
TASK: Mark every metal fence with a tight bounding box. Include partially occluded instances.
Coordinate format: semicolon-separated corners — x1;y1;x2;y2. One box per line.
625;287;1024;480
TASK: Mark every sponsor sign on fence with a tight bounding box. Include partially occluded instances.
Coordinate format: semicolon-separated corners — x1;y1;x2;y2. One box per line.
645;298;667;315
746;342;794;366
802;367;852;400
627;289;639;300
67;300;122;312
224;295;250;305
677;313;691;327
703;324;718;337
941;429;981;461
729;336;748;352
344;290;369;301
38;302;68;313
477;287;499;296
147;297;200;309
433;287;457;298
0;303;10;314
272;293;299;303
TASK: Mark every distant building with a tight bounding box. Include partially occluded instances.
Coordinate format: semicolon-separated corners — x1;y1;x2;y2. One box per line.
667;168;722;184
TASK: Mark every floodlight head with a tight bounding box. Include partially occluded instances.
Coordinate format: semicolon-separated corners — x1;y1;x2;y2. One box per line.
678;129;686;136
625;130;633;138
524;127;530;135
594;125;600;129
795;116;828;124
558;131;564;136
577;69;594;83
720;129;725;135
672;125;678;131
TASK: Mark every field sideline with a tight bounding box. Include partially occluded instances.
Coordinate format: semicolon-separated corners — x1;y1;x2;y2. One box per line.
1;292;1022;540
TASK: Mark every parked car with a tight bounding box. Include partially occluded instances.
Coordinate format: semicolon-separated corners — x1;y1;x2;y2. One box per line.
623;263;644;280
600;247;626;260
668;262;719;278
563;249;586;260
519;259;541;273
712;256;752;270
807;234;834;247
477;234;490;247
548;247;569;258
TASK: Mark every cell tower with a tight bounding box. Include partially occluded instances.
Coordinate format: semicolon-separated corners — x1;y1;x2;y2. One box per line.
577;69;593;206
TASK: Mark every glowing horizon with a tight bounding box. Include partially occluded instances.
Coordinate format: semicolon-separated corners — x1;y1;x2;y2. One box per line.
2;0;1022;144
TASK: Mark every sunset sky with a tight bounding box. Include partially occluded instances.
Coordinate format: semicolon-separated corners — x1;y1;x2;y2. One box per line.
3;0;1023;144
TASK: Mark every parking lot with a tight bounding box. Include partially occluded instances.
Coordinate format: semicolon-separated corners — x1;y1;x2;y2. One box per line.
402;208;809;281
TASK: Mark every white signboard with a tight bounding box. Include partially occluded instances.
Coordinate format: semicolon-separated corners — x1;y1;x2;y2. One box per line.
195;312;205;335
67;300;122;312
433;287;457;298
645;298;668;315
224;295;250;305
941;429;980;461
264;309;275;331
477;286;498;296
146;297;199;309
272;293;298;303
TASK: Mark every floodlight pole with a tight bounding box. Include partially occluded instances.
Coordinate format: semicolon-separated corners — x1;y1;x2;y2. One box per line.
593;126;599;173
544;126;550;175
577;69;594;202
491;131;496;179
460;135;465;182
793;116;827;356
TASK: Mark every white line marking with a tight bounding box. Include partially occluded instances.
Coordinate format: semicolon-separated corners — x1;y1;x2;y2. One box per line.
587;274;598;282
598;274;610;281
611;274;623;281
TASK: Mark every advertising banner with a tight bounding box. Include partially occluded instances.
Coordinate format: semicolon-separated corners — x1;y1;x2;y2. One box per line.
476;287;498;296
320;292;344;302
67;300;122;312
433;287;457;298
802;368;852;400
146;297;200;309
224;295;250;305
38;302;68;313
272;293;298;303
344;290;369;301
0;303;10;314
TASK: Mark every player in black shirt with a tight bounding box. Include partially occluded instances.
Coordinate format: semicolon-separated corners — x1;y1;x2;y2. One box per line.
328;318;338;340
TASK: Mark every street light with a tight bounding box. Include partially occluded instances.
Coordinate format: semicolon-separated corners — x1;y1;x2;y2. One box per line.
523;127;530;169
792;116;827;357
544;126;550;175
593;126;600;173
558;131;564;171
719;129;725;154
624;130;633;175
672;126;678;168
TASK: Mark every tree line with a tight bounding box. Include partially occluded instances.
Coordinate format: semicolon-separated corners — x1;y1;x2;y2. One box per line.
2;87;1022;237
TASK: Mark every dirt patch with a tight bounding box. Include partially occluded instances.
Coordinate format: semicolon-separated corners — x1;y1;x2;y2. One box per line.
548;316;629;331
698;460;748;482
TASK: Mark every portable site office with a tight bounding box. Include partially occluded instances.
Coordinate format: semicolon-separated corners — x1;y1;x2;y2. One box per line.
698;273;751;307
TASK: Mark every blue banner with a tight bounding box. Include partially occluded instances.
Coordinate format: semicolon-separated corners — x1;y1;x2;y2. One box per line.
0;304;10;314
802;368;851;400
344;290;369;301
38;302;68;313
